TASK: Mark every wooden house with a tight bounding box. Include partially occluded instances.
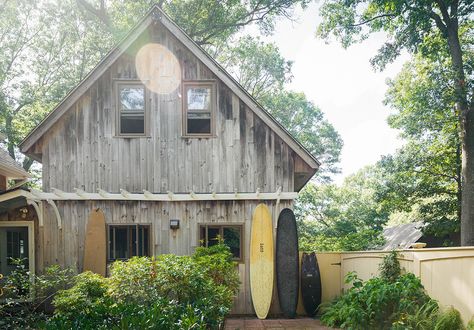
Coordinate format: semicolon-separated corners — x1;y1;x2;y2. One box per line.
0;6;319;314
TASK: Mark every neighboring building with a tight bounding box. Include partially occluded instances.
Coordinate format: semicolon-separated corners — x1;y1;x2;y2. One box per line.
0;6;318;314
0;147;30;279
381;222;460;250
381;222;424;250
0;148;29;191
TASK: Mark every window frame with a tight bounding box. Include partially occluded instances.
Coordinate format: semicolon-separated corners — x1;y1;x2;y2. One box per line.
198;224;243;262
182;81;216;138
107;224;152;262
115;81;149;137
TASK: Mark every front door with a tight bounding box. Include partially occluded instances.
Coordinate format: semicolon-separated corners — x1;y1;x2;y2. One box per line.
0;226;29;277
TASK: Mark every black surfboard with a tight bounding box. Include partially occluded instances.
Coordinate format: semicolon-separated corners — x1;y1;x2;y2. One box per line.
301;252;322;316
276;208;299;318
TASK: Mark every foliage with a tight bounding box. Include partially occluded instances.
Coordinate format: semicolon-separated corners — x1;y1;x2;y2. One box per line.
321;253;466;329
379;251;401;283
0;262;74;329
1;258;31;299
217;36;293;99
321;272;432;329
53;272;110;318
296;166;388;251
46;243;239;329
261;91;343;181
316;0;474;245
434;307;465;330
192;240;240;294
392;300;440;330
376;53;465;242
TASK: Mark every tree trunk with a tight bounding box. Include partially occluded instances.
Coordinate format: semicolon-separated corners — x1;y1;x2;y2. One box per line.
461;106;474;245
444;21;474;245
4;114;16;160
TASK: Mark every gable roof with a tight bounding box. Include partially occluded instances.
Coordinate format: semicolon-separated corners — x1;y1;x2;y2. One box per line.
19;5;320;170
0;148;29;179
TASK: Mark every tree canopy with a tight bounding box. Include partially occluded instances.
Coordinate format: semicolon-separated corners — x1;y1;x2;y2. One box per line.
317;0;474;245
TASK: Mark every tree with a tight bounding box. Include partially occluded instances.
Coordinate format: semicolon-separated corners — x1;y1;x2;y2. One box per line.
217;36;293;99
79;0;311;46
0;0;114;169
317;1;474;245
260;91;342;182
295;166;388;251
377;55;463;240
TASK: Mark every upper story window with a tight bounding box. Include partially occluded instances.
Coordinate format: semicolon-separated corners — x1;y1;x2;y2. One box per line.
183;82;215;137
117;82;147;136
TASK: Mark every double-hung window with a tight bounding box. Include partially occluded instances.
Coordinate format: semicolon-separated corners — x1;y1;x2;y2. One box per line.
183;82;215;136
117;82;147;135
108;224;150;261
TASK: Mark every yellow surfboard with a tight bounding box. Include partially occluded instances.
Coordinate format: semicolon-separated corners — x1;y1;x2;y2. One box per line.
83;208;107;276
250;203;274;319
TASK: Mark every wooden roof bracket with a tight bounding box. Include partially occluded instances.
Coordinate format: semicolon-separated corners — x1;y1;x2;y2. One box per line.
47;199;62;230
26;199;43;227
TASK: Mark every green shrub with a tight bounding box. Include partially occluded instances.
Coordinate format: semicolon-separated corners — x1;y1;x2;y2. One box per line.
434;307;465;330
193;241;240;295
108;254;235;328
46;242;239;329
0;263;74;329
321;272;432;329
392;300;439;330
321;252;466;330
467;316;474;330
380;251;402;283
53;271;110;317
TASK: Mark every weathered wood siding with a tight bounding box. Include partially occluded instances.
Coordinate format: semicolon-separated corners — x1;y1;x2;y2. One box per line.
39;21;295;194
36;199;292;315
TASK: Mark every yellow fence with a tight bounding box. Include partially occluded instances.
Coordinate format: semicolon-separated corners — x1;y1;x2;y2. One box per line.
315;247;474;323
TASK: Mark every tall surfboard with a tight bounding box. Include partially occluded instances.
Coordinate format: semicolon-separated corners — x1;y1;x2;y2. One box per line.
301;252;322;316
250;203;274;319
276;208;299;318
83;208;107;276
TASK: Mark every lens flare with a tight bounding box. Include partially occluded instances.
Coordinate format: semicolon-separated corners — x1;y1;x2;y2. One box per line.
135;43;181;95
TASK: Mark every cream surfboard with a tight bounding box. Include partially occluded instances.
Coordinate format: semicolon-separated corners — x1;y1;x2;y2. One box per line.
250;203;274;319
83;208;107;276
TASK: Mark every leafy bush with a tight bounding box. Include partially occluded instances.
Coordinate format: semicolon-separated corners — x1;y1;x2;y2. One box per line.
321;272;432;329
434;307;465;330
379;250;401;283
47;242;239;329
321;253;466;330
0;262;74;329
53;271;110;317
193;240;240;295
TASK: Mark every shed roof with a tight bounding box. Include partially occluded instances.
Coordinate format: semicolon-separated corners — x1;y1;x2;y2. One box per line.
0;148;29;179
381;222;424;250
19;5;320;170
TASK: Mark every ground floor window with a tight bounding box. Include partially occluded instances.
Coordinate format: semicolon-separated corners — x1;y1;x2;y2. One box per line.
199;225;242;261
0;222;34;278
108;224;150;261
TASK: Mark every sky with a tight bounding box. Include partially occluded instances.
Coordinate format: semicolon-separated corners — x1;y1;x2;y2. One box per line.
261;2;410;183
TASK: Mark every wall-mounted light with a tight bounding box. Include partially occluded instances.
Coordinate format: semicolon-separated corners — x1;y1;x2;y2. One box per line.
19;207;28;219
170;219;180;230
